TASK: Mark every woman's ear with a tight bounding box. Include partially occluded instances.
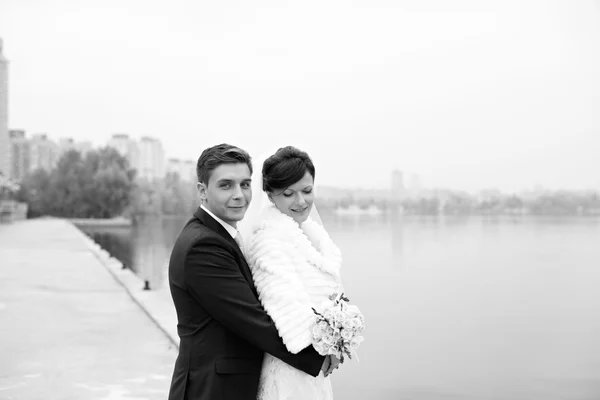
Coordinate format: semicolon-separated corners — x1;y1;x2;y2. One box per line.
267;192;274;203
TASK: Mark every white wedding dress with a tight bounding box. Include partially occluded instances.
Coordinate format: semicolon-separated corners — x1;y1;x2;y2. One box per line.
258;353;334;400
243;203;343;400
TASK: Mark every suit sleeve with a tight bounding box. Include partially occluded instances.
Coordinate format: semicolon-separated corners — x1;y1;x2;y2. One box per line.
184;237;325;377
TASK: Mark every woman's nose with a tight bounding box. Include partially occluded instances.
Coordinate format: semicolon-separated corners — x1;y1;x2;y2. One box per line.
296;192;307;205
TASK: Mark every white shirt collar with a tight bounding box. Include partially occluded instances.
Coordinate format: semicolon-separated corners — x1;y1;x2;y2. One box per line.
201;204;239;239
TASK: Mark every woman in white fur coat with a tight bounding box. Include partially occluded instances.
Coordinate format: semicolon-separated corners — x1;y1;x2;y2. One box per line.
241;146;344;400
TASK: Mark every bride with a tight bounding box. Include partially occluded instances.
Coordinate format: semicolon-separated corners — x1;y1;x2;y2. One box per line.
239;146;344;400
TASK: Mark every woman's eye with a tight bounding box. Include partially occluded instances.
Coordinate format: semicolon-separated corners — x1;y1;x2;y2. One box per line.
303;189;313;194
283;192;293;198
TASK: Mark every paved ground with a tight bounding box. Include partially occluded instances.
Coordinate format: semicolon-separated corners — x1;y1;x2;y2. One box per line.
0;218;178;400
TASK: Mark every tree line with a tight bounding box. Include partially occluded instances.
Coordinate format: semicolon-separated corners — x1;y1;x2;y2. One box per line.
317;190;600;216
9;148;600;218
14;148;198;218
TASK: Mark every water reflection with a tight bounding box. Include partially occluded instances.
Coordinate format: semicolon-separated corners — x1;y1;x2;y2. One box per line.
80;227;134;268
79;216;189;289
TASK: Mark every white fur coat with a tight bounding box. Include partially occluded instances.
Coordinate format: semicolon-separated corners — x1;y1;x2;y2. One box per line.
245;204;343;354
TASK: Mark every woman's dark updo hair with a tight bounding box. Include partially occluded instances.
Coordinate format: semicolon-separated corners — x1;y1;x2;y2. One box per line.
262;146;315;193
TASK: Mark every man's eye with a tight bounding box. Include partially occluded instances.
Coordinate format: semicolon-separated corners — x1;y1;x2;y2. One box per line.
220;184;230;189
241;182;251;189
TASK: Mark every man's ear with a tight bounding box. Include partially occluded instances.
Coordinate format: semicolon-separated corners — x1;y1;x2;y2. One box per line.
197;182;207;204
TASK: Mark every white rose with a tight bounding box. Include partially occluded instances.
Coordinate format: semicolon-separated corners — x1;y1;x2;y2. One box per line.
341;329;353;340
333;310;346;323
313;341;327;355
322;335;334;345
343;319;355;330
349;336;364;351
311;324;323;339
332;330;342;341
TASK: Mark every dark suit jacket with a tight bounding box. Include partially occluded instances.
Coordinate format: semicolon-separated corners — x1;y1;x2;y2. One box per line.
168;207;325;400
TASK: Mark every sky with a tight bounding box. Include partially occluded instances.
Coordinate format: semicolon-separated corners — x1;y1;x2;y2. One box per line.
1;0;599;193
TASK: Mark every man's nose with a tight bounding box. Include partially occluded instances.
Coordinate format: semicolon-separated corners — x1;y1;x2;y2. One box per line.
232;184;243;199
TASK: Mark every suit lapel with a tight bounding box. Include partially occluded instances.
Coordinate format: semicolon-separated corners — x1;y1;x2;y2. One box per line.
193;207;255;288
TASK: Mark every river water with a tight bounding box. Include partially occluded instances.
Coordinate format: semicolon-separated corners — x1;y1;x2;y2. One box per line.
80;214;600;400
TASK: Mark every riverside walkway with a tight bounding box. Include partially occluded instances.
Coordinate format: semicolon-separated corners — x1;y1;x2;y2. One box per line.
0;218;177;400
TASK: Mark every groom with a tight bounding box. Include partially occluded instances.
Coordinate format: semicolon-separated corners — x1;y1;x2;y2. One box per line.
168;143;338;400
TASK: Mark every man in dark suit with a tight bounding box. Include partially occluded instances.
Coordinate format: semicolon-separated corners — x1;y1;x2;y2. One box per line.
168;144;337;400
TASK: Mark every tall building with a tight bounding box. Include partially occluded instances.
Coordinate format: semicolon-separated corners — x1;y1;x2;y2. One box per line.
107;133;132;157
166;158;196;182
29;133;59;172
58;137;93;156
138;136;165;181
408;173;423;197
183;159;196;182
391;169;407;200
166;158;182;176
9;130;29;181
0;38;9;178
107;133;140;172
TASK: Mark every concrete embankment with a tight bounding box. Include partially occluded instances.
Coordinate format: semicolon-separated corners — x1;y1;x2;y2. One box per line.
0;218;178;400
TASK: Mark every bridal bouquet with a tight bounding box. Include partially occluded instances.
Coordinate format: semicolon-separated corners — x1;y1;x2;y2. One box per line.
311;292;365;362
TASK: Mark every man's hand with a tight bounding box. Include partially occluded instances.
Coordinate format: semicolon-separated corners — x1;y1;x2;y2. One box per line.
320;355;331;375
322;355;342;377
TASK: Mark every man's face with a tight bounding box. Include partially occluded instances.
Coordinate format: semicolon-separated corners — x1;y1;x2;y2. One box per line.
268;171;314;224
198;163;252;227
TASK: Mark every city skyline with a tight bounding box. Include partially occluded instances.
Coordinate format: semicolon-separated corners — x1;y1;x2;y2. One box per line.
0;1;599;192
4;130;192;183
4;128;600;196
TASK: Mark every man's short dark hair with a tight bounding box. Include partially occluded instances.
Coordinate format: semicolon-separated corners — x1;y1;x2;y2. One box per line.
196;143;253;185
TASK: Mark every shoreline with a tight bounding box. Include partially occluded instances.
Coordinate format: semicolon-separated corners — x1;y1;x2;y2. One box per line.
69;220;179;347
68;217;132;227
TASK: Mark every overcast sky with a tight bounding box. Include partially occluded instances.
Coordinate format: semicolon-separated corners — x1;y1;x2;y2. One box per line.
1;0;599;192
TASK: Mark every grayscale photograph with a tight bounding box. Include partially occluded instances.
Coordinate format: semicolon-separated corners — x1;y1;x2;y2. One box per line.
0;1;599;399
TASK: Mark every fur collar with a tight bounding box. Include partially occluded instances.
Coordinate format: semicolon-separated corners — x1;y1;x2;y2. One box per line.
250;204;342;279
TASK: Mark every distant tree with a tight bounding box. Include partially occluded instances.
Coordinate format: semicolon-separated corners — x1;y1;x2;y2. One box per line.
18;147;135;218
130;179;163;216
86;164;135;217
81;148;136;217
0;173;20;201
160;172;199;216
528;191;579;215
49;150;87;216
402;197;440;215
18;169;53;217
442;193;474;215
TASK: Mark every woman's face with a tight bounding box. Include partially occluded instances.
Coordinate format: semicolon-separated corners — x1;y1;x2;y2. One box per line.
268;171;315;224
